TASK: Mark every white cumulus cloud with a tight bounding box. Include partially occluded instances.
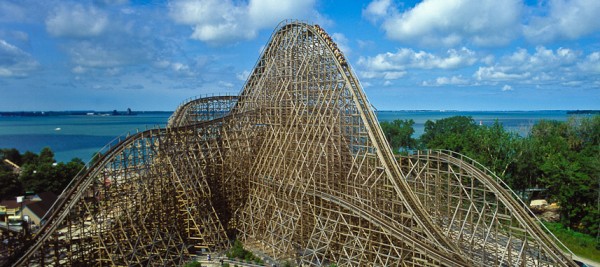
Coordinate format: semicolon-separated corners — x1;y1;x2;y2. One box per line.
474;66;530;81
67;40;150;69
169;0;319;44
218;80;234;88
236;70;251;81
72;65;86;74
46;4;109;37
363;0;393;23
423;75;468;86
359;70;406;80
472;46;596;87
0;1;46;23
332;33;351;55
578;52;600;73
0;39;38;77
523;0;600;43
358;47;477;73
364;0;521;47
505;47;579;71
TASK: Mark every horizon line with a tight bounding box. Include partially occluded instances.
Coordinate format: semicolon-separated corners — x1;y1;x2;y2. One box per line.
1;109;599;113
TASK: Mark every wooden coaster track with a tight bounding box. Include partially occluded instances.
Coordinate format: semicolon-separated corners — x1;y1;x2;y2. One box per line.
1;20;577;267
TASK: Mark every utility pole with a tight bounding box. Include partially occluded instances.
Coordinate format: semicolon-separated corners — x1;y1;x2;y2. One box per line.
16;196;23;221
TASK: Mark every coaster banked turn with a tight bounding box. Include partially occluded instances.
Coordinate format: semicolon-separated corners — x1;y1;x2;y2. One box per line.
2;21;576;267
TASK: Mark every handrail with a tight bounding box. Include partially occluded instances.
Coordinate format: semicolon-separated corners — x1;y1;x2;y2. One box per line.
432;149;575;257
404;149;576;266
4;20;579;267
7;112;239;266
42;128;149;223
168;94;237;127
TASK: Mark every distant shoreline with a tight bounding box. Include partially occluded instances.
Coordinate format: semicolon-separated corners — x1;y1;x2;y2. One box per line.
0;111;173;117
376;110;599;113
565;110;600;115
1;110;597;117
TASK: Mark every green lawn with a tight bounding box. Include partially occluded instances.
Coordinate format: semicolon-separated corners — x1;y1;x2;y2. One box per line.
544;222;600;263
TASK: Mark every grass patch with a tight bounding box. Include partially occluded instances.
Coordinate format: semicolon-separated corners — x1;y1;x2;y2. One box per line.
183;261;202;267
225;240;264;265
544;222;600;262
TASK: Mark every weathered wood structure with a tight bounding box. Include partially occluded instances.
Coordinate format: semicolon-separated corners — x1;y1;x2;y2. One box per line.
1;21;576;267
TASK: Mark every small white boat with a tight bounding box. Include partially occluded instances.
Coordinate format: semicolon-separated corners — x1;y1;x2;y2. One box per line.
55;127;61;131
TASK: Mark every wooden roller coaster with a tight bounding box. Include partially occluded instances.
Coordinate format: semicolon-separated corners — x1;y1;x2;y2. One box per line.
1;20;577;266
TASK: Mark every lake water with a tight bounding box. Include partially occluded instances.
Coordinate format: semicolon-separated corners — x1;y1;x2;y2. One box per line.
0;112;172;163
376;110;572;137
0;110;577;163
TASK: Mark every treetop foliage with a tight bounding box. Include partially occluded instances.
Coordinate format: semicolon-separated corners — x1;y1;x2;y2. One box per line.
380;119;416;153
381;115;599;237
225;240;263;264
0;147;85;200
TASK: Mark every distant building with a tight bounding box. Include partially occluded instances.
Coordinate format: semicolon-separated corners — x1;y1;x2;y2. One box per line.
20;192;58;227
0;201;20;228
0;192;58;228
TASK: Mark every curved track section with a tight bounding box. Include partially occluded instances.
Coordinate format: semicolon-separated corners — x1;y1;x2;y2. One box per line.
229;20;468;266
168;95;238;127
4;116;240;266
2;21;576;266
399;151;575;266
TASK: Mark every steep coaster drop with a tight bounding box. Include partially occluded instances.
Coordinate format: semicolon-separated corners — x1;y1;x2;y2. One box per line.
2;20;577;267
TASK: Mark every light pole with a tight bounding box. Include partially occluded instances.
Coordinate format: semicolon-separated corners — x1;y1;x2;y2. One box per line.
16;196;23;222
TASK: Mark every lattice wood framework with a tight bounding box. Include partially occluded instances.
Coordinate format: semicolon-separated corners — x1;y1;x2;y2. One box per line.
398;150;575;266
2;21;576;267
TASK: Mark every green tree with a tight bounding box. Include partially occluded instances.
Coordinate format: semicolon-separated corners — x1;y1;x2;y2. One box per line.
225;240;263;264
183;261;202;267
38;147;55;164
468;121;522;189
19;148;85;195
226;239;248;260
418;115;599;237
509;137;544;192
0;148;23;165
420;116;477;152
380;119;416;153
419;117;527;191
21;151;38;164
1;148;24;199
20;162;52;193
0;165;22;200
530;117;599;236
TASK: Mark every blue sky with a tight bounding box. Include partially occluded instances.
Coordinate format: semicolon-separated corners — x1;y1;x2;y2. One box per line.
1;0;599;111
